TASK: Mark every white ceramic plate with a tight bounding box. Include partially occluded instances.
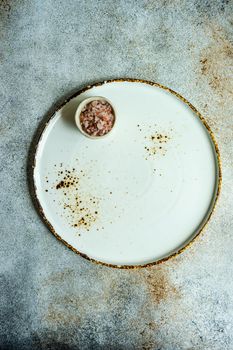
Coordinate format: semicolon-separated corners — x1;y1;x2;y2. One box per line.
32;79;221;267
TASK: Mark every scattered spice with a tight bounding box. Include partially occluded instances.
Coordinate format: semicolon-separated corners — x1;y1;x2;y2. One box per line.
80;100;115;136
144;132;170;158
49;167;101;231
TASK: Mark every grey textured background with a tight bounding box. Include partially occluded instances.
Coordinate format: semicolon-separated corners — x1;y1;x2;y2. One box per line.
0;1;233;349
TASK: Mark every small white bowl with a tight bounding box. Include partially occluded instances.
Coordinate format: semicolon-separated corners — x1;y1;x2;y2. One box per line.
75;96;116;139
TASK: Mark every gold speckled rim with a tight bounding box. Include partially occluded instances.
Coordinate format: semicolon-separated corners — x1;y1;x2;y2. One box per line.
28;78;222;269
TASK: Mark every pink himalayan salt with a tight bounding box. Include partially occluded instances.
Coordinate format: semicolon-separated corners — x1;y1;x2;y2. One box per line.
80;100;115;137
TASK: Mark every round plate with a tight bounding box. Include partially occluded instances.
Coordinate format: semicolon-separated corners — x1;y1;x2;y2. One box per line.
31;79;221;268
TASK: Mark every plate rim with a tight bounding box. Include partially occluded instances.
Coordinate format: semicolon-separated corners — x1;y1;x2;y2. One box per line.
28;78;222;269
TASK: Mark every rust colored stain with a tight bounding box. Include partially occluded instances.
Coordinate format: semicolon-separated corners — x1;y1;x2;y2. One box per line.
44;293;102;327
42;268;75;286
41;267;179;350
141;267;180;303
200;25;233;98
0;0;11;16
141;341;159;350
46;303;81;326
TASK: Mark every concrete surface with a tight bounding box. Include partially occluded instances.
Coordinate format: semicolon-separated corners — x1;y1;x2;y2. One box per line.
0;0;233;349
